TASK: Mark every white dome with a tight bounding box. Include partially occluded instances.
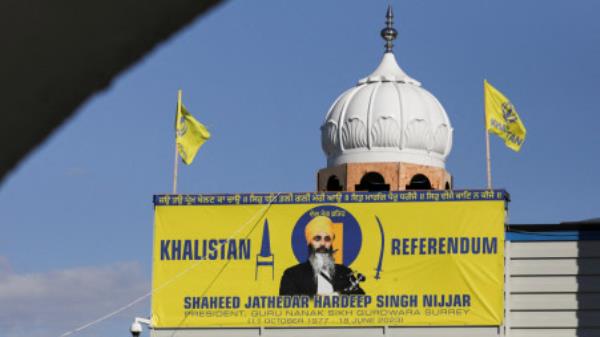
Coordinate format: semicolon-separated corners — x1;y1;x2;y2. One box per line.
321;52;453;168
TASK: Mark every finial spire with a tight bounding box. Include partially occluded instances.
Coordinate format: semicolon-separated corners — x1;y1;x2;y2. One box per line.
380;5;397;53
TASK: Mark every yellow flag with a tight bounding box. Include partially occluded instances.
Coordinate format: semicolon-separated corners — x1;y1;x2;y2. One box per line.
484;80;526;151
176;103;210;165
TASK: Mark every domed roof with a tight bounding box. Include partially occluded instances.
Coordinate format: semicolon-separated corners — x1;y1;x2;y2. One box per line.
320;8;453;169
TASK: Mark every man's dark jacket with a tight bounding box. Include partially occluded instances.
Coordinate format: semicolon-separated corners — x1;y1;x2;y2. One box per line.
279;262;365;296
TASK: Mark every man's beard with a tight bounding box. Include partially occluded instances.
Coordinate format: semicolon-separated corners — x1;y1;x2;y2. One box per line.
308;245;335;281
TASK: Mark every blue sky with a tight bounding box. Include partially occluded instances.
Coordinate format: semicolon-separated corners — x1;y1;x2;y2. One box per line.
1;1;599;336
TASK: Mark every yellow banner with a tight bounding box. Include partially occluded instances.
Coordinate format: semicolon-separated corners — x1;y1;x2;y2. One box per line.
152;191;505;328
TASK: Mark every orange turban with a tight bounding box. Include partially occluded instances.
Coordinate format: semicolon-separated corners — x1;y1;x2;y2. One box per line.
305;216;334;243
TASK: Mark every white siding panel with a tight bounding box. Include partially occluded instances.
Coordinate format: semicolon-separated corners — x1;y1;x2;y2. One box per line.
510;259;600;276
511;311;600;328
511;241;600;258
510;275;600;292
511;328;600;337
508;241;600;336
511;293;600;310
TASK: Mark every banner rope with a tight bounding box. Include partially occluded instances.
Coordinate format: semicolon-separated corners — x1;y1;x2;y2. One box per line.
58;193;281;337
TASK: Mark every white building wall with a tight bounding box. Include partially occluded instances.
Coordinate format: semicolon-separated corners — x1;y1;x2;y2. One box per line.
507;240;600;337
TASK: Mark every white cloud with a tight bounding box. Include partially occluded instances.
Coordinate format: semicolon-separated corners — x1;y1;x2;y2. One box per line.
0;261;150;337
0;256;11;273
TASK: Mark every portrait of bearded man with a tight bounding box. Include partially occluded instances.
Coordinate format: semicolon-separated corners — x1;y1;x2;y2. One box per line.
279;216;365;296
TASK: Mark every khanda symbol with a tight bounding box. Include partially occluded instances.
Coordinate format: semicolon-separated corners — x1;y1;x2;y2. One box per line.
501;102;518;124
177;118;188;137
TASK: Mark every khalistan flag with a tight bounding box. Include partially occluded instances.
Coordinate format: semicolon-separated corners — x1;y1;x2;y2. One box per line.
176;103;210;165
484;80;526;152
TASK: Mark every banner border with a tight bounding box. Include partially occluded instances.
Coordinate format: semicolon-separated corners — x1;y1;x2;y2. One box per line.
153;189;508;206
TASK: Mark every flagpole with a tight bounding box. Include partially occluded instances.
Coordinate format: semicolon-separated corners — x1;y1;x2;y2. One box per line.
173;89;182;194
485;124;492;189
484;82;492;189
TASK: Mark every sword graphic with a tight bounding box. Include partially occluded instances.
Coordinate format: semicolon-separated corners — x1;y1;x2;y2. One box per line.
375;216;385;280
